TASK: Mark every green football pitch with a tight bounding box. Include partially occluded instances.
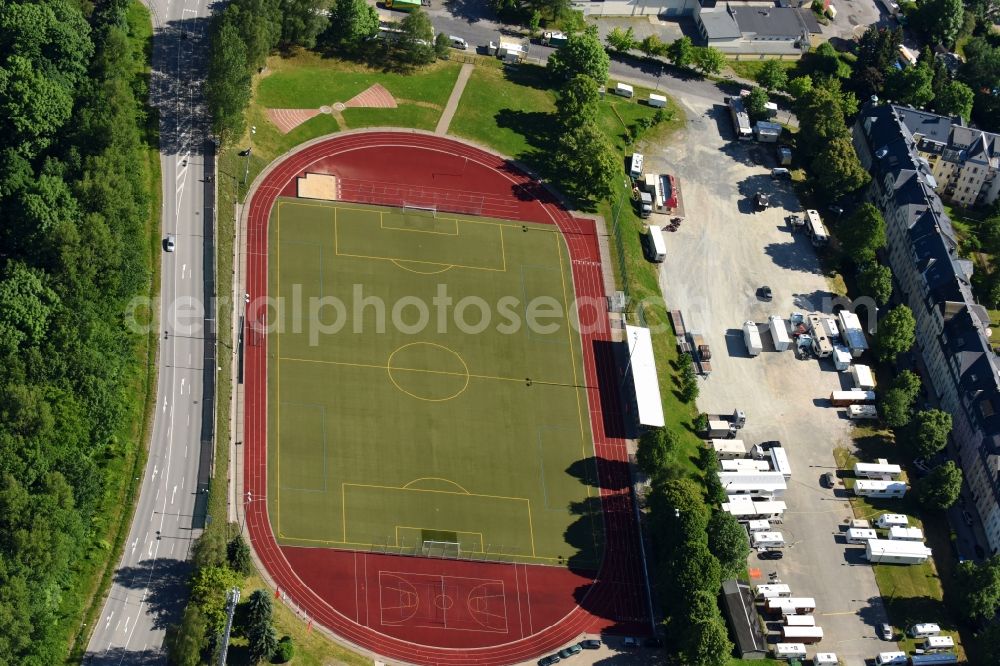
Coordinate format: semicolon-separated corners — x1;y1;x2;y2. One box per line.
266;199;603;567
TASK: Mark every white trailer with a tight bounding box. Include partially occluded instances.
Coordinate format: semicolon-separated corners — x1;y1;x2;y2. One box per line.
833;344;852;371
629;152;643;179
781;625;824;644
805;209;829;246
855;480;907;498
743;320;763;356
807;313;834;357
851;364;876;390
846;527;878;544
921;635;954;651
645;224;666;263
814;654;839;666
865;539;932;564
773;643;807;659
754;583;791;599
718;471;787;498
848;404;879;420
746;519;771;532
908;623;941;638
854;459;902;480
614;82;633;98
769;447;792;479
766;597;816;615
784;614;816;626
722;497;787;520
889;525;925;541
830;390;876;406
838;310;869;357
875;653;907;666
876;514;909;528
752;531;785;548
721;458;771;472
769;316;791;351
712;439;746;460
647;93;667;108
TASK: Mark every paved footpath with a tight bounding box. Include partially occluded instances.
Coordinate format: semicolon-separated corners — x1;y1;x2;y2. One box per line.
436;62;474;135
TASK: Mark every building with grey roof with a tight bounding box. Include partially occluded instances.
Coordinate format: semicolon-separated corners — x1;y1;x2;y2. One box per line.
853;103;1000;556
889;106;1000;208
694;1;815;56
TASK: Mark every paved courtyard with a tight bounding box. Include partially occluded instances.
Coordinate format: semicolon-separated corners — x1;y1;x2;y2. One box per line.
649;96;890;665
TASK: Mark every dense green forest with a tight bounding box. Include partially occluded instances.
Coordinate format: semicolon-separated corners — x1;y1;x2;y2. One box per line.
0;0;158;660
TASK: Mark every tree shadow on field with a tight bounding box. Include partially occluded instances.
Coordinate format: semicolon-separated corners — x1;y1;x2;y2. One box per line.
502;63;554;92
495;109;556;156
592;339;631;440
566;456;633;491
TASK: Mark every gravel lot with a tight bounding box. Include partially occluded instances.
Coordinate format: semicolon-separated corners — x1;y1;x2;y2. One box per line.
648;96;890;666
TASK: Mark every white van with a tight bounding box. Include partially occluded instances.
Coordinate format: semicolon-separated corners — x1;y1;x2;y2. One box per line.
614;82;634;98
875;652;907;665
449;36;468;50
908;623;941;638
646;225;666;263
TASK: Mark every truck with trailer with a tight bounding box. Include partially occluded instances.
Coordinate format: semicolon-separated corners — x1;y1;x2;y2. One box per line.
705;409;746;438
743;320;763;356
725;96;752;141
488;38;528;63
689;332;712;375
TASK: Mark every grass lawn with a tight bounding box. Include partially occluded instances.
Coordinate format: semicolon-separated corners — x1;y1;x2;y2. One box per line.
725;59;798;82
226;574;370;666
267;200;601;565
833;440;967;661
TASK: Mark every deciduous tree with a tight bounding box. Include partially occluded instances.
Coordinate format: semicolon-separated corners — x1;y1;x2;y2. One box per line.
885;62;935;108
913;0;964;47
786;74;813;99
639;34;664;58
547;26;609;83
932;79;974;121
555;74;600;129
708;511;751;579
916;461;963;509
553;120;618;200
666;36;694;68
810;135;870;202
279;0;329;49
605;26;636;54
325;0;379;53
858;262;893;304
691;46;725;75
636;427;678;477
879;370;921;428
756;59;788;91
397;8;435;65
839;203;886;265
907;409;952;458
745;86;771;122
206;20;252;142
875;304;916;363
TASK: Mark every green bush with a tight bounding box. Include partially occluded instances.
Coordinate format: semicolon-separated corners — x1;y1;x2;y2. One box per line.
272;635;294;663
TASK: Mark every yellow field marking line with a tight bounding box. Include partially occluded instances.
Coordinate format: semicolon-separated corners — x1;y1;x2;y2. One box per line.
379;210;461;236
278;199;523;230
394;525;485;551
390;260;454;275
343;482;537;557
278;355;549;385
403;477;471;494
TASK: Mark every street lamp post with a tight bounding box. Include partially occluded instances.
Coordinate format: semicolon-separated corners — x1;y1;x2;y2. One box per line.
241;126;256;187
240;490;252;535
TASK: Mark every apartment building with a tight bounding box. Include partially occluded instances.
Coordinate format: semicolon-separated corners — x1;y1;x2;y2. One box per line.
853;104;1000;554
890;106;1000;208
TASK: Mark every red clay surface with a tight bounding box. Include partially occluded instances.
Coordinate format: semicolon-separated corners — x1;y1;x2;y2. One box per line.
266;108;321;134
243;131;648;664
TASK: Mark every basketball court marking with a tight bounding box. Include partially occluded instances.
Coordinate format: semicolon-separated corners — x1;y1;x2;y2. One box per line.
377;570;509;633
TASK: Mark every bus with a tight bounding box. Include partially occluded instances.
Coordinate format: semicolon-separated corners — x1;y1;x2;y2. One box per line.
385;0;422;11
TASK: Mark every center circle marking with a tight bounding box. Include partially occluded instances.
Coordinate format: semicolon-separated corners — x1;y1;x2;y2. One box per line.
386;342;470;402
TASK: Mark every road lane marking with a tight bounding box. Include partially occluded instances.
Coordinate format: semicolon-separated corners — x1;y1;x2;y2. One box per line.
105;611;114;629
130;538;137;555
171;485;177;504
123;616;130;634
148;541;153;557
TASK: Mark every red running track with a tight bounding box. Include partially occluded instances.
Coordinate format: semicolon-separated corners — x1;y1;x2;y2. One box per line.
243;131;648;665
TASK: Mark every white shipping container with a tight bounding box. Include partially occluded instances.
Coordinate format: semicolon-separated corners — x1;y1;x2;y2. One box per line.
646;225;666;263
769;447;792;479
648;93;667;108
784;614;816;626
781;625;824;643
851;364;876;390
614;82;633;98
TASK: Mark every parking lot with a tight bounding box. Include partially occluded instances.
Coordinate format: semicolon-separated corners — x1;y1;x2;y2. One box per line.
650;97;890;666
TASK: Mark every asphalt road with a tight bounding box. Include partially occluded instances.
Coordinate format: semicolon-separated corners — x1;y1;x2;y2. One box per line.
84;0;215;662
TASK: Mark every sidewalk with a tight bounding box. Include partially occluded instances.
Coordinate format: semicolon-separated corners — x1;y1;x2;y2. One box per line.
435;62;474;135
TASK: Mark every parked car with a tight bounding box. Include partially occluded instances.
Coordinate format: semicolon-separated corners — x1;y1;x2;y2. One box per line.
165;234;175;252
623;637;640;649
759;550;783;560
578;639;601;650
538;655;561;666
757;285;773;301
558;645;581;659
755;191;770;210
879;623;894;641
822;472;836;488
963;510;974;526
